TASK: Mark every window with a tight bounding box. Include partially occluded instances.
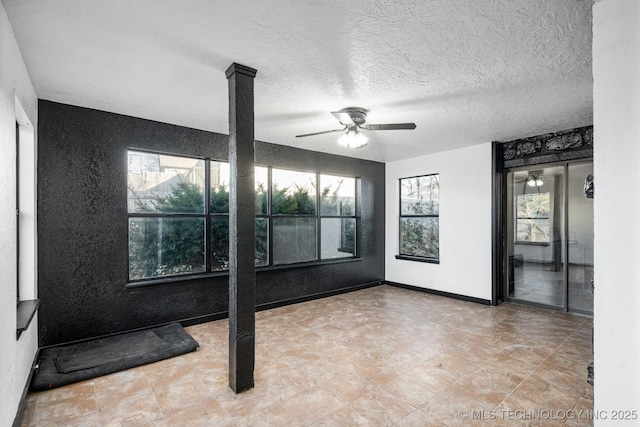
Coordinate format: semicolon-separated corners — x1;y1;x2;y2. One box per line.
128;150;359;281
320;174;356;259
127;151;207;280
254;166;269;267
515;193;551;243
209;161;230;270
15;98;40;339
271;168;317;264
270;169;358;265
208;163;270;270
398;174;439;261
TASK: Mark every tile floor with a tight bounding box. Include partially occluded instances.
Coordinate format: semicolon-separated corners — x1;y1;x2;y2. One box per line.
20;285;594;426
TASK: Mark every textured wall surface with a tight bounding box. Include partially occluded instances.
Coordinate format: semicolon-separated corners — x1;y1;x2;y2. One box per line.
4;0;593;162
0;3;40;426
37;100;385;347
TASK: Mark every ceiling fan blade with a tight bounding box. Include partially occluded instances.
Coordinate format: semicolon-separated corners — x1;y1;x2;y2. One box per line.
295;128;346;138
360;123;417;131
331;111;356;126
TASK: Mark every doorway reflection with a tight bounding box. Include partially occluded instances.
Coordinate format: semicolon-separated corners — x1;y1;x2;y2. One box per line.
507;166;565;308
567;163;594;313
505;162;593;314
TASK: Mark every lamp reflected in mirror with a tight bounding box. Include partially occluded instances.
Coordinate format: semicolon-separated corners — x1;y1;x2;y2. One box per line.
526;173;544;187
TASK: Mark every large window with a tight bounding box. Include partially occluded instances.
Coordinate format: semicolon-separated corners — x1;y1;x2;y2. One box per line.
127;150;358;281
398;174;439;261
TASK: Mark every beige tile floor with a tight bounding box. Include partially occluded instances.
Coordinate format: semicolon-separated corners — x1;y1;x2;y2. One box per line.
20;285;594;426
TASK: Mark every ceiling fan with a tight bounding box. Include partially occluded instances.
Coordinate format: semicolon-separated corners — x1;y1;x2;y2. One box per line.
295;107;416;148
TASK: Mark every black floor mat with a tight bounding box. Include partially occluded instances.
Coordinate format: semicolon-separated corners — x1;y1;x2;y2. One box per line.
32;323;200;391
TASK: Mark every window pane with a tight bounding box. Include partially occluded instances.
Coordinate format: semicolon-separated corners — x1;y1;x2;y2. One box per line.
321;218;355;259
516;219;551;243
273;218;317;264
400;175;439;215
129;217;205;280
128;151;205;214
516;193;550;219
211;217;270;270
210;161;230;214
320;175;355;216
210;217;229;271
272;168;316;215
255;166;268;215
400;217;439;259
255;218;269;266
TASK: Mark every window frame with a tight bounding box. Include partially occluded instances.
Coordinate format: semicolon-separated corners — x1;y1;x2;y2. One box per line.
269;167;318;265
396;173;440;264
318;173;357;260
514;192;552;245
127;149;210;281
268;168;359;266
127;150;361;285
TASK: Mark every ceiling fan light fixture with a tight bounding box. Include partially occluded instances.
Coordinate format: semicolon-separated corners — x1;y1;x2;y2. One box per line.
295;106;415;147
338;127;368;149
526;173;544;187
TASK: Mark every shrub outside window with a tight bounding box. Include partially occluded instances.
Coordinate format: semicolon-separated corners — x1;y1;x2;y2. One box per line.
399;174;439;261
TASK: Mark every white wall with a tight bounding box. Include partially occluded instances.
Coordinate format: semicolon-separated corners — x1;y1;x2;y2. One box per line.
593;0;640;423
385;143;493;301
0;2;39;426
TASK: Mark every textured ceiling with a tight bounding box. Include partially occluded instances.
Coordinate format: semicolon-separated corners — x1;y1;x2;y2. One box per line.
3;0;592;162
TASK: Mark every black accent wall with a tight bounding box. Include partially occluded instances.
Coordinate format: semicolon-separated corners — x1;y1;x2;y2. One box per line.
37;100;385;347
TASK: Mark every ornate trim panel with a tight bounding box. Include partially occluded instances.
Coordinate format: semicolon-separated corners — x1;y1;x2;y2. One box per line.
498;126;593;168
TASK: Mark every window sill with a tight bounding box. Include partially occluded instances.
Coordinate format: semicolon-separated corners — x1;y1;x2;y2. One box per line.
126;257;363;289
126;271;229;289
261;256;361;272
514;241;550;246
17;299;40;340
395;255;440;264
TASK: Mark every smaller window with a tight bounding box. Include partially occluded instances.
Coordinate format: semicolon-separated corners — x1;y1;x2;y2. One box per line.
254;166;269;266
398;174;440;261
127;151;207;280
271;168;317;265
273;217;317;264
320;174;356;259
209;161;230;270
515;193;551;243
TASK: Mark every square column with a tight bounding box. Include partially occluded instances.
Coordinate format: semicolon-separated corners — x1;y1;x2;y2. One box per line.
225;63;257;394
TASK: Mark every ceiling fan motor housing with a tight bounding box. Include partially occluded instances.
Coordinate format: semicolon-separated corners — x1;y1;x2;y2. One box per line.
340;107;368;125
295;107;415;139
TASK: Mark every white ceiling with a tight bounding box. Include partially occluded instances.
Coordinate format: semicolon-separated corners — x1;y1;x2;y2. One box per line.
3;0;593;163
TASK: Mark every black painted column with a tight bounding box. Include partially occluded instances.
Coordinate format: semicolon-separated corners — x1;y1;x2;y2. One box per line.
225;63;257;393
